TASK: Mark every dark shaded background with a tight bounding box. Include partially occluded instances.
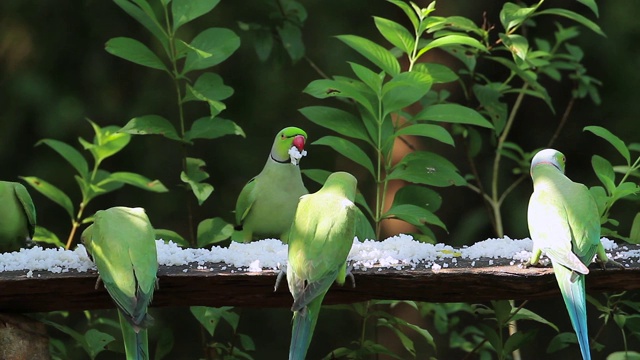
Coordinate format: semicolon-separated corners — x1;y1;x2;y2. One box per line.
1;1;638;359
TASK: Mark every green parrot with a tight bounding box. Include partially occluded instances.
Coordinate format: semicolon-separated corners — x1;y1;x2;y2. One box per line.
286;171;358;360
526;149;619;360
0;181;36;253
234;126;308;243
81;207;158;360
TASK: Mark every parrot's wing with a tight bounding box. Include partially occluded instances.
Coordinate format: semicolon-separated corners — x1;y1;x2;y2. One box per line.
235;177;257;225
13;183;36;238
564;182;601;262
528;189;589;275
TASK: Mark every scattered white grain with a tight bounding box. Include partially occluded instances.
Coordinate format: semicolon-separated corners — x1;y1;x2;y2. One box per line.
248;260;262;273
431;263;442;271
288;146;307;166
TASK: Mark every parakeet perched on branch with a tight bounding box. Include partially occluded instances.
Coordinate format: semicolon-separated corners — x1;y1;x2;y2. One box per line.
82;206;158;360
234;127;308;243
526;149;620;360
286;171;358;360
0;181;36;253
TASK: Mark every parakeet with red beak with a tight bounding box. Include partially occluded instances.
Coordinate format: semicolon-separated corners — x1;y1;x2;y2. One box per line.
234;127;308;243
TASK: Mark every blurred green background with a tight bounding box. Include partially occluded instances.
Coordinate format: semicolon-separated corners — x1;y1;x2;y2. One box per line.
1;0;639;359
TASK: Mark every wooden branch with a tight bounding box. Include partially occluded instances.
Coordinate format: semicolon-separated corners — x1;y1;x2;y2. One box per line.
0;251;639;313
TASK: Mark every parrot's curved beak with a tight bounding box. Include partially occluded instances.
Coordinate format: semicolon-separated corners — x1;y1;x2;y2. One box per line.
292;135;306;151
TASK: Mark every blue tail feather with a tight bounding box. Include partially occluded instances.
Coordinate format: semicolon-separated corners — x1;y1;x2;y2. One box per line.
553;264;590;360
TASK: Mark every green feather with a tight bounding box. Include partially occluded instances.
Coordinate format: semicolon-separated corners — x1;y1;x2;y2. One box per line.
287;171;358;360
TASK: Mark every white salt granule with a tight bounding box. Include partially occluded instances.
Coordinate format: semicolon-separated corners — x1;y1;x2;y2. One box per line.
288;146;307;165
431;263;442;271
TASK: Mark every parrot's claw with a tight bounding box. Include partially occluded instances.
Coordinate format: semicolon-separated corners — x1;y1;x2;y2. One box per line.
346;263;356;288
274;264;287;292
520;260;542;269
94;275;103;290
596;256;625;270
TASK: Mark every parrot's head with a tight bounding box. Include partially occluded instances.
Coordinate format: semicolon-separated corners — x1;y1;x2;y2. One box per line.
323;171;358;201
271;127;307;164
530;148;566;175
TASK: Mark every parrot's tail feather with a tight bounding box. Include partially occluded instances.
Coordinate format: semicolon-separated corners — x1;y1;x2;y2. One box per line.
554;264;591;360
289;308;313;360
135;330;150;360
119;311;150;360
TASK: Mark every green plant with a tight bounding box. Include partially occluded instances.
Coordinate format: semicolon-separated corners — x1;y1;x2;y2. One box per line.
106;0;243;247
584;126;640;243
22;120;167;249
190;306;255;360
300;0;493;242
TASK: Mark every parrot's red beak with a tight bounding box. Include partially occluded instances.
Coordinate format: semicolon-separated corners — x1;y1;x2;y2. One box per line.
293;135;306;151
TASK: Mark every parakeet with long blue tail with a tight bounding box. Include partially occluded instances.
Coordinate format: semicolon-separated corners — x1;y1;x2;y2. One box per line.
0;181;36;253
81;206;158;360
285;171;358;360
234;127;308;243
526;149;621;360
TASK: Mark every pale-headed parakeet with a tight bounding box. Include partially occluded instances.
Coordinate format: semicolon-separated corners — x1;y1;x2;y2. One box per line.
0;181;36;253
526;149;620;360
235;127;308;243
81;206;158;360
286;171;358;360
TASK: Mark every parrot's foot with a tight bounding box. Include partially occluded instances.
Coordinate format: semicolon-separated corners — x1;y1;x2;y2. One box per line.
596;256;625;270
155;278;160;290
520;260;542;269
274;264;287;292
346;264;356;288
93;276;103;290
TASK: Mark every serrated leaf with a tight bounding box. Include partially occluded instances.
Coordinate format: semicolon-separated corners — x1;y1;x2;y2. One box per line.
415;103;493;128
299;106;371;144
36;139;89;178
21;176;74;218
394;124;454;147
105;37;167;71
183;28;240;74
584;126;630;164
184;117;244;141
197;217;234;247
120;115;183;142
312;136;375;177
172;0;219;31
337;34;401;76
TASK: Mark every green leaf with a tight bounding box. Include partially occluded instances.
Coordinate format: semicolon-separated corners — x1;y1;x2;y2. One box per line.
535;8;605;37
36;139;89;178
155;228;189;247
503;330;536;356
349;62;383;94
105;37;167;71
414;103;493;128
172;0;219;31
478;323;502;354
181;157;213;205
511;308;559;331
184;117;244;141
303;78;376;117
499;2;537;32
154;328;175;360
391;185;442;213
80;121;131;165
416;34;486;59
486;56;553;111
312;136;375;177
277;21;305;62
21;176;74;218
113;0;169;53
492;300;512;326
607;351;640;360
197;217;234;247
374;16;415;55
336;34;401;76
299;106;371;144
184;72;233;102
413;62;458;83
611;182;639;203
120;115;183;142
387;0;419;34
383;203;447;230
473;83;507;134
301;168;331;186
592;155;616;194
584;126;630;164
98;172;168;193
500;33;529;61
355;207;376;241
33;226;65;248
190;306;235;337
382;71;433;116
394;124;454;147
388;151;466;187
577;0;599;17
546;332;577;353
183;27;240;74
84;329;116;359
